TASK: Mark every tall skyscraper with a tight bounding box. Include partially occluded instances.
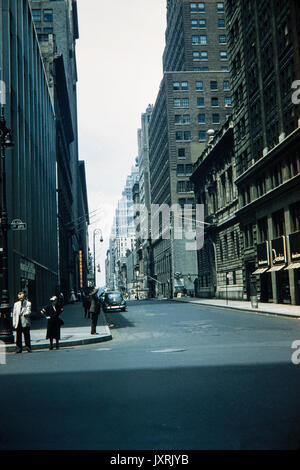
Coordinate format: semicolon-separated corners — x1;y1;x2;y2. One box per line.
149;0;231;297
108;163;139;291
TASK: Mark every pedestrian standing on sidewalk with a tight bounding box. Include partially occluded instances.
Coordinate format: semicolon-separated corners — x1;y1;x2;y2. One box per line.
70;290;76;303
89;287;101;334
82;291;91;319
41;296;64;350
12;291;32;354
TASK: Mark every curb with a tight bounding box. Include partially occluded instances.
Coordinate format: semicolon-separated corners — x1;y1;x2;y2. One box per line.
171;299;300;319
5;332;113;353
5;310;113;353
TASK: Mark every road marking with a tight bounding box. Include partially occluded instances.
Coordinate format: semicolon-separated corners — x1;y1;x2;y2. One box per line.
149;348;187;353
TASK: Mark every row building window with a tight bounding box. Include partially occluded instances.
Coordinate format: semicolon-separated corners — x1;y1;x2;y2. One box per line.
190;2;224;13
31;9;53;23
173;80;230;91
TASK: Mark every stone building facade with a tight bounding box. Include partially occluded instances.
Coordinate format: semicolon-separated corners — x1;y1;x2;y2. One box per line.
224;0;300;304
191;0;300;305
191;119;244;300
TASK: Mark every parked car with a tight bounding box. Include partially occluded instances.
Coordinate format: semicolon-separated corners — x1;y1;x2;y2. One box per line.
101;291;127;313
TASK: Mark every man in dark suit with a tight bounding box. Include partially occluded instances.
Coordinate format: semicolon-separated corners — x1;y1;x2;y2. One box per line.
89;287;101;334
82;291;91;319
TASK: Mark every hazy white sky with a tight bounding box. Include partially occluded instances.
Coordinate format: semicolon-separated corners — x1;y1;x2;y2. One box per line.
76;0;167;286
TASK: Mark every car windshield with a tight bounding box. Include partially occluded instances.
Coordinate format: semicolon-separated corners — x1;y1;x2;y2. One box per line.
107;293;122;301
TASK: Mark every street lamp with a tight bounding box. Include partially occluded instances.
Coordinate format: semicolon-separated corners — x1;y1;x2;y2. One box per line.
0;107;14;344
93;228;103;286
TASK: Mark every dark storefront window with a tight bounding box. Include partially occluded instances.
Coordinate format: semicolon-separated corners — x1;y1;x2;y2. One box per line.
277;270;291;304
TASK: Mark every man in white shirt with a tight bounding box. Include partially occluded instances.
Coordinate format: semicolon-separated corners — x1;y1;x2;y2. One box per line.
12;291;32;353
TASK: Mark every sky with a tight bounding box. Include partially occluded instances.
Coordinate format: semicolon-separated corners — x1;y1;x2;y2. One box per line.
76;0;167;286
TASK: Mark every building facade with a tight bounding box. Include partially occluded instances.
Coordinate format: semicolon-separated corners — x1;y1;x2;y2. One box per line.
0;0;58;310
191;0;300;305
136;105;155;298
191;119;244;300
77;160;89;291
105;240;116;291
224;0;300;304
29;0;89;298
107;164;139;293
149;0;232;297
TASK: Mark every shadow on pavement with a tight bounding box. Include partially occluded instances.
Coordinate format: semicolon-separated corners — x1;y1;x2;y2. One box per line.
105;312;135;329
0;362;300;450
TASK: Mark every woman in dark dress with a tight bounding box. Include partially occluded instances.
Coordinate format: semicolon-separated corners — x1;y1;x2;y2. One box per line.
41;296;64;350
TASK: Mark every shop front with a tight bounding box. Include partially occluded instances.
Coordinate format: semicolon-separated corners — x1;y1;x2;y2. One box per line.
267;236;290;304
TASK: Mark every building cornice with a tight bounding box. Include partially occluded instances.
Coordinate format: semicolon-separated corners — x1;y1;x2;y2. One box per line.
235;126;300;185
236;173;300;217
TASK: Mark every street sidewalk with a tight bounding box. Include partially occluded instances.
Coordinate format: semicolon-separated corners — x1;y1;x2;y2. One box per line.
6;301;112;353
172;296;300;319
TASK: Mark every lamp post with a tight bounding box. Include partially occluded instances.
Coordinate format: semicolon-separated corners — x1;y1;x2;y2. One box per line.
93;228;103;286
0;107;14;344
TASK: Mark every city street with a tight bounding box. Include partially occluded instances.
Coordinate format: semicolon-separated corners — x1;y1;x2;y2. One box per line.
1;1;300;460
1;300;300;450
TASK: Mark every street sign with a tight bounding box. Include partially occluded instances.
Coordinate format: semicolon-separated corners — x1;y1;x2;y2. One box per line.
10;219;27;231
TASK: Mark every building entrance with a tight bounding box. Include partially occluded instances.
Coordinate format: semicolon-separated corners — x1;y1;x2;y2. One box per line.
276;270;291;304
260;272;272;302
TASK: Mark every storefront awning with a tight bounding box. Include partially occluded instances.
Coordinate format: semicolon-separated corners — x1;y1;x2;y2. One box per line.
266;265;285;272
285;263;300;270
252;267;269;274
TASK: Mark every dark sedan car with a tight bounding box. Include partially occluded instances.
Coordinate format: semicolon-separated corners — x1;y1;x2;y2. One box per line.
101;291;127;313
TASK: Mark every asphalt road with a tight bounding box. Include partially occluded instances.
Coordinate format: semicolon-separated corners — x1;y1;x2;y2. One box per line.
1;300;300;450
